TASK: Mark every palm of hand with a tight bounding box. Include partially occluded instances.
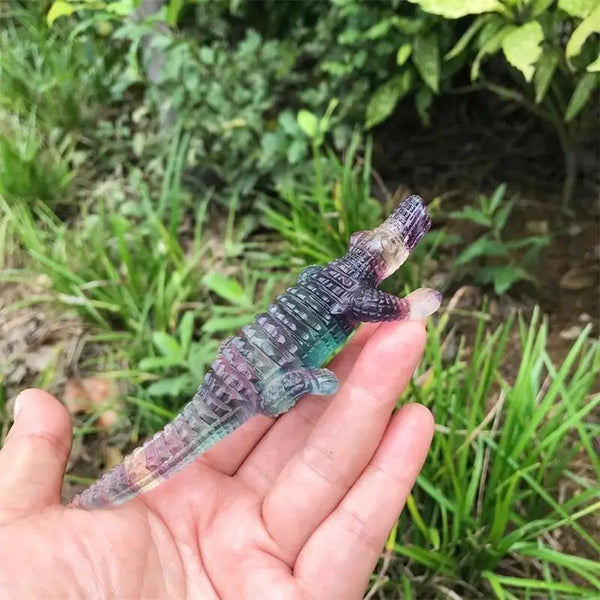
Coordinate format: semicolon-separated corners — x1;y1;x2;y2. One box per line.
0;322;433;599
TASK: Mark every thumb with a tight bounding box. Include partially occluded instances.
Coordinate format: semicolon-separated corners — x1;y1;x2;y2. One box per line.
0;389;72;524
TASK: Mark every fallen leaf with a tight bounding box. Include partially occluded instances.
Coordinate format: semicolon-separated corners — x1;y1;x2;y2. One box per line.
526;220;549;235
64;377;122;429
103;446;124;470
559;325;583;340
559;267;598;290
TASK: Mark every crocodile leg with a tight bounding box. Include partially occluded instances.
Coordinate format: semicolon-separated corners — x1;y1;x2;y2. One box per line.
348;287;441;322
260;368;339;417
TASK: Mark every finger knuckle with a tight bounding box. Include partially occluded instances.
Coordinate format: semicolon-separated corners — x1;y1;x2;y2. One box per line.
300;443;351;490
336;506;382;553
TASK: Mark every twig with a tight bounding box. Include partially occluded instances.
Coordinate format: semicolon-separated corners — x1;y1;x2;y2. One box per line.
477;390;506;518
364;550;394;600
455;390;505;457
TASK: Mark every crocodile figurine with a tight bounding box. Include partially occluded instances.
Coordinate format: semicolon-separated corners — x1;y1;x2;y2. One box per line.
70;195;441;510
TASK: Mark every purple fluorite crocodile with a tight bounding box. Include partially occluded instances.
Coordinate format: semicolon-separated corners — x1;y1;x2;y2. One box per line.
71;195;440;510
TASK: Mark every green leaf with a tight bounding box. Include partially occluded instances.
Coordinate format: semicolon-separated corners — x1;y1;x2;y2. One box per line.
397;43;413;66
445;16;488;60
449;206;492;226
105;0;137;16
366;18;394;40
152;332;183;359
319;98;339;135
501;21;544;82
558;0;597;18
489;265;531;294
390;15;427;36
147;374;193;398
188;341;219;379
201;314;254;333
337;28;361;44
278;111;300;136
534;51;559;103
202;272;249;306
406;0;501;19
297;110;319;139
413;33;440;92
139;356;181;371
488;183;508;214
166;0;185;26
531;0;555;17
472;22;514;80
178;311;195;355
565;72;599;121
415;87;433;126
455;236;509;266
566;5;600;61
587;53;600;71
47;0;75;26
494;202;513;232
287;139;307;164
365;71;413;129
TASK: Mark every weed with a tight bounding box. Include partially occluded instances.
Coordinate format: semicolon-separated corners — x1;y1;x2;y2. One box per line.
0;5;117;131
1;131;206;333
263;131;445;292
0;112;74;205
384;307;600;599
449;184;550;295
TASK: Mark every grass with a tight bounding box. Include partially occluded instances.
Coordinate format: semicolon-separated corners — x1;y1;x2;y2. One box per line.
1;131;203;333
0;5;114;131
1;6;598;599
0;111;74;205
262;133;447;293
379;306;600;599
0;4;122;210
1;125;289;433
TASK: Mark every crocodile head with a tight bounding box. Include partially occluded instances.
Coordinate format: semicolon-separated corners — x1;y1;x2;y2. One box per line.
348;195;431;282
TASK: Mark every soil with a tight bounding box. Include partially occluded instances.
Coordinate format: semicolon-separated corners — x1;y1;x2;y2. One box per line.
372;91;600;361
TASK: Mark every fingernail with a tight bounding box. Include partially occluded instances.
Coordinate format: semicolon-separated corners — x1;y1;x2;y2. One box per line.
13;393;23;419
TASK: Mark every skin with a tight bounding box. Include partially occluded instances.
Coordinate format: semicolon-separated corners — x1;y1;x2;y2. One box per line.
0;320;434;599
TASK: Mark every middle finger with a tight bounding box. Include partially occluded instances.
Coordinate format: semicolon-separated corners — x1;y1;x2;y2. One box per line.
261;320;426;559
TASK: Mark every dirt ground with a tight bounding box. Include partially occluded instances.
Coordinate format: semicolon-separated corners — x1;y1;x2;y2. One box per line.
373;91;599;360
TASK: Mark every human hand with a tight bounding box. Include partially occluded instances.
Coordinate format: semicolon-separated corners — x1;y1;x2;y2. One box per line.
0;320;434;599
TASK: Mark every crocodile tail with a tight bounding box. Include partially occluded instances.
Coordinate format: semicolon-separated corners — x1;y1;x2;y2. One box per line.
69;395;251;510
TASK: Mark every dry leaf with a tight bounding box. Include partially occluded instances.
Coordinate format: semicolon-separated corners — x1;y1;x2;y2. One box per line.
525;220;549;235
103;446;124;470
64;377;122;429
559;267;598;290
559;325;583;341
